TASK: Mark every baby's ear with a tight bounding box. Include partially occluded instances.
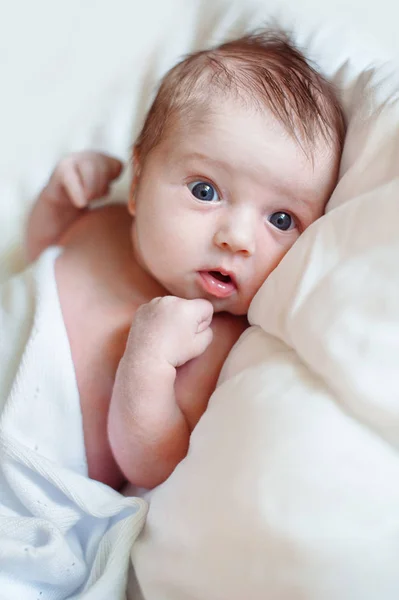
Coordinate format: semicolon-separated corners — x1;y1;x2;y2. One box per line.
128;146;141;216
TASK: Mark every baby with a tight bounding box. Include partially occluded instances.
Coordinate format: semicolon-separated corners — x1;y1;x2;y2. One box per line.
25;31;345;490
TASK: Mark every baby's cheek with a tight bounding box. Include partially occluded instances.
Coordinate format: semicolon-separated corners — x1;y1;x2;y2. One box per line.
246;254;281;304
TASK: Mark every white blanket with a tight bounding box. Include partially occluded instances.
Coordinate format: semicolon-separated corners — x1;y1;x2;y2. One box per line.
0;248;147;599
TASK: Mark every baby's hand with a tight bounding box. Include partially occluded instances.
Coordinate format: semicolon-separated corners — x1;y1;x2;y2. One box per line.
25;151;123;262
127;296;214;369
48;151;123;209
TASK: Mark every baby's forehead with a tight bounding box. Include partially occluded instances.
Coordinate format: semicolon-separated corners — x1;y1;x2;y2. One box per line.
165;95;339;166
167;58;341;150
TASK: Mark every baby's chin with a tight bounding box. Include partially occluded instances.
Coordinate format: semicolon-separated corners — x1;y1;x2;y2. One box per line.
205;296;249;316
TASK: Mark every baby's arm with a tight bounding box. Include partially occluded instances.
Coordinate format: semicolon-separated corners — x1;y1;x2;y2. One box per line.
25;152;122;262
107;296;214;489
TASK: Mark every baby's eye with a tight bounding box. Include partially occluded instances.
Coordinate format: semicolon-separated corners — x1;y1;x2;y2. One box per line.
188;181;220;202
268;211;295;231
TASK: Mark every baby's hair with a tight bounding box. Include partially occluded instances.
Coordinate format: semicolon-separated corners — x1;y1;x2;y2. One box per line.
134;29;346;161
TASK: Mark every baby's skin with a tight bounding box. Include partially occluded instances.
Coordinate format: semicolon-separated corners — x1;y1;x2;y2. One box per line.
26;99;338;489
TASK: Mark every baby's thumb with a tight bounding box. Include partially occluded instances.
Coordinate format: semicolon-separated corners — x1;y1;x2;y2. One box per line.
193;299;214;357
107;156;124;180
195;325;214;357
195;299;214;333
64;169;87;209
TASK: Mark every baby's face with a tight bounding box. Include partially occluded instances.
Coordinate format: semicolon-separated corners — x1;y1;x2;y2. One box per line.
130;99;339;315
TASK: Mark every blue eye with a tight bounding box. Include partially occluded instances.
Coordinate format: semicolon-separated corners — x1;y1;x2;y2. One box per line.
268;212;295;231
188;181;219;202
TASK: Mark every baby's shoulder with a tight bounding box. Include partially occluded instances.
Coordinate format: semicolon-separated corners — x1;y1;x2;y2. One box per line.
56;203;134;294
54;203;136;349
59;203;131;254
53;205;137;430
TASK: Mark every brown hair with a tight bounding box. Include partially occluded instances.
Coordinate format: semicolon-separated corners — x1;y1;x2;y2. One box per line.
134;30;346;161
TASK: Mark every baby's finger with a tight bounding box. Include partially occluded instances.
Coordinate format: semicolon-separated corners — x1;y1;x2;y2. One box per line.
80;156;123;201
195;326;214;356
105;156;124;180
79;159;103;200
174;325;214;367
63;166;88;209
190;298;214;333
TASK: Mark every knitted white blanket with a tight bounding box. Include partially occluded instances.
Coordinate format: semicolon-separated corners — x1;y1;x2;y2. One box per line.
0;248;147;600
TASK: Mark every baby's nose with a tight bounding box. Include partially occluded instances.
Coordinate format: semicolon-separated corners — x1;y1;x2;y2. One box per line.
214;210;256;256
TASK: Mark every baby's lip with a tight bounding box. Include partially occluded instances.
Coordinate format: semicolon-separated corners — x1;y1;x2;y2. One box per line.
203;267;238;287
197;269;238;299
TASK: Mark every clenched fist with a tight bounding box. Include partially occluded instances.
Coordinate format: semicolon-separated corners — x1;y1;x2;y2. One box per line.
126;296;214;368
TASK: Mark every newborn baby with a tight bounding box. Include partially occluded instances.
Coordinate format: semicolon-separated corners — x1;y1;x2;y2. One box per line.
25;30;345;490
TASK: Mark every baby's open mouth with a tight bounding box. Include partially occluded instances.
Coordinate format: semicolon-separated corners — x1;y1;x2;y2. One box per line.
198;270;237;299
208;270;232;283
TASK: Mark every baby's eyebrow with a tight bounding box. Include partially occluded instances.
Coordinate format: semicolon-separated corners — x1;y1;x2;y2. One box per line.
178;151;232;173
271;180;317;213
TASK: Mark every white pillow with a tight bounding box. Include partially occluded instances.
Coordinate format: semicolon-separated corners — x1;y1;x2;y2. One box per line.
128;2;399;599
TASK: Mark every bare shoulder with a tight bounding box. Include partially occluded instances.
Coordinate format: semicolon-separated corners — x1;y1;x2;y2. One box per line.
53;202;135;383
53;202;134;404
175;312;248;430
58;203;131;253
55;203;134;300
